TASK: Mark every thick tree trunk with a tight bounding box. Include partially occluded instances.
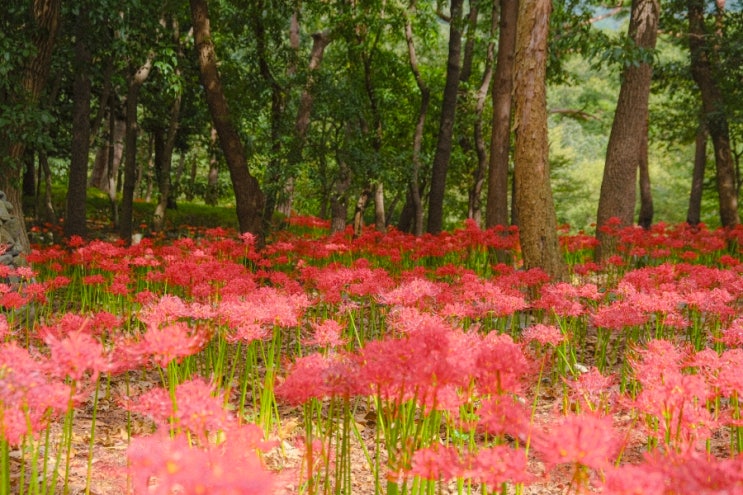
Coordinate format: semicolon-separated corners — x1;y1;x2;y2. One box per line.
190;0;265;238
485;0;518;229
0;0;61;254
65;11;92;240
119;54;153;244
403;3;430;236
687;124;707;226
512;0;566;281
595;0;659;260
637;119;653;229
427;0;465;234
353;187;371;238
687;0;739;228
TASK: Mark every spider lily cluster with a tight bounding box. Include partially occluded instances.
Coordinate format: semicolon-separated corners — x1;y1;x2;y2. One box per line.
2;218;743;494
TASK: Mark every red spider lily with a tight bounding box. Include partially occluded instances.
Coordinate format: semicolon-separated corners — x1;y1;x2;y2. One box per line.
0;343;72;445
536;283;588;317
127;427;274;495
137;321;212;368
126;378;233;442
600;463;667;494
523;324;565;347
530;412;621;471
276;352;360;405
407;445;465;481
477;394;532;439
564;367;617;413
43;328;109;383
306;319;346;348
474;332;533;395
471;445;532;488
379;277;443;309
640;450;743;494
721;318;743;347
0;314;7;340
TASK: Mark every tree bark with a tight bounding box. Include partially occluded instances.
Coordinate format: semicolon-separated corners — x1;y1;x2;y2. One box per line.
403;2;430;236
467;2;497;225
595;0;659;260
119;54;154;244
485;0;518;229
637;118;653;229
190;0;265;238
512;0;566;281
687;124;707;226
374;181;386;233
204;126;220;205
0;0;61;254
65;8;92;240
427;0;465;234
153;17;183;232
687;0;739;228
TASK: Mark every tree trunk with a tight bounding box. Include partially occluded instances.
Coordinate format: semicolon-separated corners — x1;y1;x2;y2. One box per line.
403;3;430;236
153;17;183;232
427;0;465;234
119;54;154;244
374;181;386;233
467;2;497;225
687;124;707;226
485;0;518;229
637;118;653;229
687;0;739;228
204;127;220;205
0;0;61;255
65;10;92;240
190;0;265;238
330;157;352;235
595;0;659;260
512;0;566;281
353;187;371;238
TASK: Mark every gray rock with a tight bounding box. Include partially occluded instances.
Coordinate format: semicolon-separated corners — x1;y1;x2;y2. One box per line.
0;201;9;221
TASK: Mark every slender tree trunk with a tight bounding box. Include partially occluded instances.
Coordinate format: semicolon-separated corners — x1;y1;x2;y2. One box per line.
513;0;566;281
687;0;739;228
191;0;265;238
485;0;518;229
467;2;497;224
330;156;352;235
403;2;430;236
637;119;653;229
595;0;659;260
65;9;92;240
120;54;154;244
687;123;707;226
153;17;183;232
205;127;220;205
374;181;386;233
353;187;371;238
38;151;56;224
427;0;465;234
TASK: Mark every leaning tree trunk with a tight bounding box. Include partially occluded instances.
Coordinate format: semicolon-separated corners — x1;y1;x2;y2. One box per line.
485;0;518;230
427;0;464;234
190;0;265;239
687;123;707;226
65;9;92;240
687;0;739;228
595;0;659;261
512;0;566;281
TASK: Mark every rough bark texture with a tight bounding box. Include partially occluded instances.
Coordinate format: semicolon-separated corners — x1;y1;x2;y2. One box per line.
0;0;61;254
374;182;386;233
687;0;739;228
119;54;153;244
512;0;566;281
190;0;265;238
65;10;92;240
638;119;653;229
485;0;518;229
687;124;707;226
595;0;659;260
427;0;464;234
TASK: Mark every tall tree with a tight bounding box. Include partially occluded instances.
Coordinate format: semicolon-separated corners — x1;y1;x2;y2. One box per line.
485;0;518;229
687;0;739;228
64;3;92;239
0;0;61;253
427;0;464;234
595;0;659;260
512;0;566;280
687;123;707;226
190;0;265;238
